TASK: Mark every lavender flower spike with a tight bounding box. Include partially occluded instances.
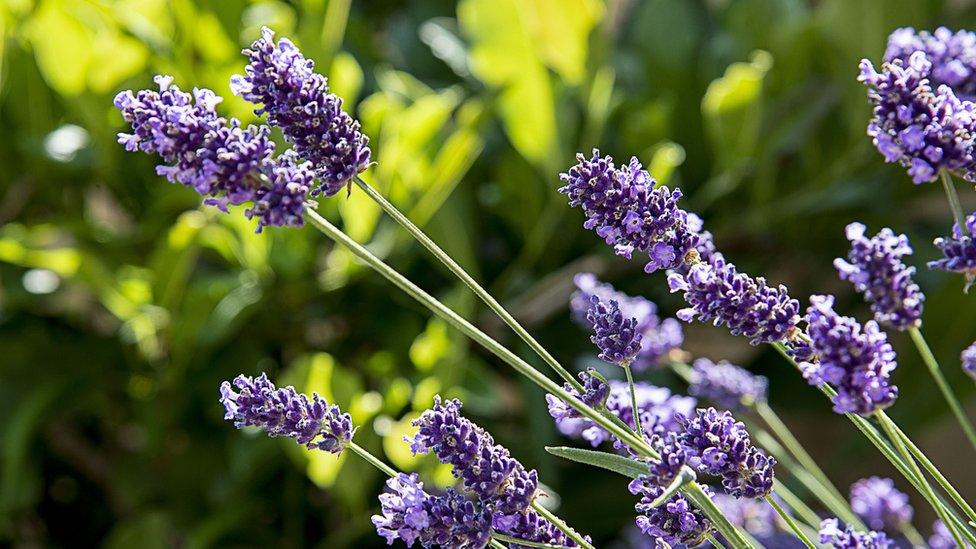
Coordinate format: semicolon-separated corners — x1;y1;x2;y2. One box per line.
586;295;643;366
859;51;976;184
667;257;801;346
688;358;768;411
114;76;313;231
372;472;493;548
629;476;714;547
570;273;683;371
884;27;976;99
219;373;355;453
818;518;893;548
929;213;976;289
848;477;914;532
797;295;899;415
559;151;701;273
928;519;973;549
677;407;776;499
501;509;578;549
409;397;538;527
233;27;371;196
963;342;976;381
835;222;924;330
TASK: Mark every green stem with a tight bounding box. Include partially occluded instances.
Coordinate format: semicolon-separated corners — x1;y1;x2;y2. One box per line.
354;176;581;391
755;401;863;528
623;362;644;439
347;441;398;478
876;413;968;549
766;495;817;549
940;169;968;233
907;326;976;452
886;416;976;527
304;209;752;547
772;479;823;531
490;533;571;548
772;343;976;544
491;541;508;549
900;520;927;548
531;500;594;549
683;482;754;548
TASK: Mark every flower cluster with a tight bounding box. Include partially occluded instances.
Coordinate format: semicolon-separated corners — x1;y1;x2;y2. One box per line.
115;76;313;231
885;27;976;98
628;477;714;547
929;213;976;288
233;27;370;196
858;52;976;184
586;295;644;366
834;222;924;330
677;408;776;499
545;370;610;423
928;520;971;549
570;273;683;371
962;341;976;381
409;397;538;526
559;151;702;273
688;358;769;411
796;295;899;415
219;373;354;453
548;380;696;447
668;257;801;346
848;476;913;532
818;518;893;549
372;473;492;548
502;509;575;549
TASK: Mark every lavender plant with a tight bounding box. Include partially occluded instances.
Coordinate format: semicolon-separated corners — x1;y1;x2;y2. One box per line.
111;22;976;549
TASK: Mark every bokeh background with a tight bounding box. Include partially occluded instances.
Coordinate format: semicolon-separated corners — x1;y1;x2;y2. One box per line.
3;0;976;546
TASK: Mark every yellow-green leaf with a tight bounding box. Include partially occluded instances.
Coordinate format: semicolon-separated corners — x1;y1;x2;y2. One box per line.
520;0;603;84
26;0;94;96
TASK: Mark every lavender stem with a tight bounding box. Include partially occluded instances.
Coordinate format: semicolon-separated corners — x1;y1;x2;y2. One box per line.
876;413;968;548
940;169;968;235
906;326;976;451
530;500;595;549
622;362;645;439
353;175;582;392
766;495;817;549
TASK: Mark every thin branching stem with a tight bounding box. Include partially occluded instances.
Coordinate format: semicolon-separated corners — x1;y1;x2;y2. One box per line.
623;361;644;439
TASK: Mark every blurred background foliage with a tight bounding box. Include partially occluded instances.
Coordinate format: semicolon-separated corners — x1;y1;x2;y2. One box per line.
2;0;976;546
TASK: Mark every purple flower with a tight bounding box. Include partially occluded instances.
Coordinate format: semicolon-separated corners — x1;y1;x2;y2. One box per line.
834;223;924;330
689;358;769;411
500;509;581;548
548;380;696;448
885;27;976;99
677;408;776;499
410;397;538;524
929;213;976;289
928;520;973;549
586;295;644;366
219;373;355;453
848;477;913;532
667;257;801;346
859;52;976;184
233;27;371;196
559;151;702;273
798;295;899;416
371;473;492;548
571;273;683;372
962;342;976;381
629;478;714;547
545;370;611;423
115;76;312;231
818;518;893;548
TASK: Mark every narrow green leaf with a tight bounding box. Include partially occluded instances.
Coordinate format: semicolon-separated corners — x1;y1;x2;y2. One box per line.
545;446;647;478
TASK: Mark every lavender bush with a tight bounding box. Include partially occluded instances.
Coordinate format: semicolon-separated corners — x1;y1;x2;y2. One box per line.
109;22;976;549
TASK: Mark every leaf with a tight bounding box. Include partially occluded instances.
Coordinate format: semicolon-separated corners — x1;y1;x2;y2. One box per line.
545;446;648;479
382;412;422;471
329;51;363;107
701;50;773;169
458;0;534;86
497;62;557;168
88;30;149;94
520;0;603;85
25;0;94;96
